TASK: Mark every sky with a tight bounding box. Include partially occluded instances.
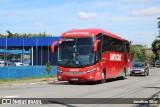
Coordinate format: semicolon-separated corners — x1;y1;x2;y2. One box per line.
0;0;160;47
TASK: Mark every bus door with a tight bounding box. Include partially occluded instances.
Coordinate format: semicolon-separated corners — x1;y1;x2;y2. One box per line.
95;33;103;70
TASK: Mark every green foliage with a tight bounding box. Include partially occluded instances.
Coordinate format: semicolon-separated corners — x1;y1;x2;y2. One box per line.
130;44;145;62
152;39;160;55
139;48;146;62
130;45;139;60
0;30;52;38
146;52;156;64
44;61;52;76
0;55;4;60
6;30;14;38
131;45;155;64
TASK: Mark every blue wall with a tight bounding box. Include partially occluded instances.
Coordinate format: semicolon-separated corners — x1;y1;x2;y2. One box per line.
0;66;57;79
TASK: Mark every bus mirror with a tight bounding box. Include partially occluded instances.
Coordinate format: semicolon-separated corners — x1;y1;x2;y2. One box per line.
93;40;100;52
51;41;59;53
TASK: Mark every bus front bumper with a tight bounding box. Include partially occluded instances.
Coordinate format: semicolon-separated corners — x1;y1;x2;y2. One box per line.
57;72;101;82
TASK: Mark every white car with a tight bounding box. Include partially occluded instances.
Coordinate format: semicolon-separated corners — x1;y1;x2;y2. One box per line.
8;59;23;66
0;59;4;64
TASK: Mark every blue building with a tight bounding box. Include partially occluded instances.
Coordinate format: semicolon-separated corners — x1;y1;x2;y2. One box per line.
0;37;59;65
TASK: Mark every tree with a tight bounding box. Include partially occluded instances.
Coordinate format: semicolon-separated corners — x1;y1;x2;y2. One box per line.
130;45;139;61
0;31;52;38
130;45;154;65
44;61;52;81
146;52;156;65
152;39;160;56
135;47;148;63
6;30;14;38
0;33;5;38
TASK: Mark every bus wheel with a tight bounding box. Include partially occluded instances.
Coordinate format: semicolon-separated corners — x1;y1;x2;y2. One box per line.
121;68;126;80
100;71;106;84
68;81;74;84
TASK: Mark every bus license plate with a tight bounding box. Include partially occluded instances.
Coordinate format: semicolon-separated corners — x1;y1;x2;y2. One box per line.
71;78;78;81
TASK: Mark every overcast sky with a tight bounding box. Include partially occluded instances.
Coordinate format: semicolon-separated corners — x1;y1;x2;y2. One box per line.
0;0;160;47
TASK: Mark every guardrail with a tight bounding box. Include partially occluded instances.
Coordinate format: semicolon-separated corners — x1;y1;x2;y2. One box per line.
0;66;57;79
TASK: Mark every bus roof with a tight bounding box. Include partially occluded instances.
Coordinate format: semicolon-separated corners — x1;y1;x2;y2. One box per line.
61;28;128;41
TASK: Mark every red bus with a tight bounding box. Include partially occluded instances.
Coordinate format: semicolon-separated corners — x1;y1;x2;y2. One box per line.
51;28;131;84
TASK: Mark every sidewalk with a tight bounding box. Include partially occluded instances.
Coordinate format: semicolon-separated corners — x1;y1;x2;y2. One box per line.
0;78;57;86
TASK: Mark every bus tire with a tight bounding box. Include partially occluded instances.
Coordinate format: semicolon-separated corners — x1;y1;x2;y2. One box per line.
100;70;106;84
120;68;126;80
68;81;74;84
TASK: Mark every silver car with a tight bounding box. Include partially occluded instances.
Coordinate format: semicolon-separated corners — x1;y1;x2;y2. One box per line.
130;62;149;76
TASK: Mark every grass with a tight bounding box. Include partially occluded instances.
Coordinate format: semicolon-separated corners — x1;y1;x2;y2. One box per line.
0;75;57;84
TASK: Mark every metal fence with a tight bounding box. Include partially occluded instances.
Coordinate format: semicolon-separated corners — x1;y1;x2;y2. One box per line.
0;66;57;79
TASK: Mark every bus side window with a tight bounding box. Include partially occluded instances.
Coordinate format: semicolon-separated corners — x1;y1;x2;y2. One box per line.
127;42;130;53
123;43;127;54
102;36;110;52
123;42;130;54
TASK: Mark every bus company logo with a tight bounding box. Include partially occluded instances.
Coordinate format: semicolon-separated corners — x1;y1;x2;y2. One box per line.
110;53;122;61
70;69;79;75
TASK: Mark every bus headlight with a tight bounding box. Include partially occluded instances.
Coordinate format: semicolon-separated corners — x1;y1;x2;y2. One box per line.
86;68;97;73
58;76;62;79
97;67;100;71
57;69;63;73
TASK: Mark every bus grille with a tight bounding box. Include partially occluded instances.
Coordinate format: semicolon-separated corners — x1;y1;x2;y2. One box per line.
63;72;85;75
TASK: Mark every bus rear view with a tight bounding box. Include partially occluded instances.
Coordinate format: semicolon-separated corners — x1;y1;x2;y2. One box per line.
51;29;131;84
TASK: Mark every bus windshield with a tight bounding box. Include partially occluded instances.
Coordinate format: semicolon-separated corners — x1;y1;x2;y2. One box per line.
58;37;95;67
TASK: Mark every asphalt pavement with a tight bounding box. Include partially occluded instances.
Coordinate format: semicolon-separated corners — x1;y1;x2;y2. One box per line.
0;67;160;107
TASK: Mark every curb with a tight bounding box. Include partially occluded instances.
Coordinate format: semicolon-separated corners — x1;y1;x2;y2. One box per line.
0;78;58;87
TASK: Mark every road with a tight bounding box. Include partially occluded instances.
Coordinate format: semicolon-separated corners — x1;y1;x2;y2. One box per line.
0;68;160;107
